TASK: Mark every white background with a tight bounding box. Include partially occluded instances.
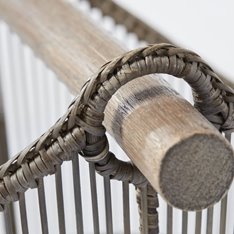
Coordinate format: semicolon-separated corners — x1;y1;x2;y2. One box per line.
115;0;234;82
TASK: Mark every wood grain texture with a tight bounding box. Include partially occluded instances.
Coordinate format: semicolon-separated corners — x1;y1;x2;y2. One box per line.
0;0;233;210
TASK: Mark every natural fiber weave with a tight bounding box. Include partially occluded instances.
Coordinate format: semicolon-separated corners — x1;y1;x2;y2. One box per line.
136;184;159;234
0;43;234;211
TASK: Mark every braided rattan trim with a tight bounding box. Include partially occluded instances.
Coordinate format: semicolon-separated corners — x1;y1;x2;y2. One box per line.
136;184;159;234
0;43;233;210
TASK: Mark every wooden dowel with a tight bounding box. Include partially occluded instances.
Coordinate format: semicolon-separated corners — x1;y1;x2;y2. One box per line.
0;0;233;210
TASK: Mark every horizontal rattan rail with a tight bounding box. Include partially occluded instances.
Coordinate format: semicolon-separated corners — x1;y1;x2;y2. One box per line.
0;0;234;211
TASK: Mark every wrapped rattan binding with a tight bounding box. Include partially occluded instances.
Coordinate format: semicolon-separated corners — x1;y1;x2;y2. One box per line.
0;43;233;213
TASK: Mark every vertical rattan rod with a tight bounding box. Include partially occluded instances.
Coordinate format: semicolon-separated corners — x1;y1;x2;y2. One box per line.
0;85;16;234
37;178;49;234
137;185;159;234
89;163;100;234
0;26;25;233
219;187;228;234
206;207;213;234
0;25;19;234
182;211;188;234
167;205;173;234
104;176;113;234
18;36;34;234
141;186;148;234
55;165;66;234
19;193;29;234
72;156;84;234
122;181;130;234
195;211;202;234
219;133;231;234
4;205;16;234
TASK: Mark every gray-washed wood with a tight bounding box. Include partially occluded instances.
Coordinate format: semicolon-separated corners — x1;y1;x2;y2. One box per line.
0;0;233;210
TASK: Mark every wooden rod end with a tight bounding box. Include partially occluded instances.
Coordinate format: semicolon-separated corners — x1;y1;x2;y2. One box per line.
117;79;234;211
159;132;234;210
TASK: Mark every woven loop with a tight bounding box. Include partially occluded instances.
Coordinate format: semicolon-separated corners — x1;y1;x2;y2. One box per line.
95;152;147;187
80;44;234;135
79;44;234;193
0;43;233;208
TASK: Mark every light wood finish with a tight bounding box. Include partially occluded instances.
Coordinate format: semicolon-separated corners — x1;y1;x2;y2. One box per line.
0;0;233;210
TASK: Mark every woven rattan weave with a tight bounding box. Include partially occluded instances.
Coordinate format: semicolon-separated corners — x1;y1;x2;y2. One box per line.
0;0;234;234
0;43;234;214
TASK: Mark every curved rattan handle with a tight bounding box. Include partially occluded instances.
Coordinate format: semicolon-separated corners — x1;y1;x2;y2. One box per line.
0;44;233;211
80;43;233;133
